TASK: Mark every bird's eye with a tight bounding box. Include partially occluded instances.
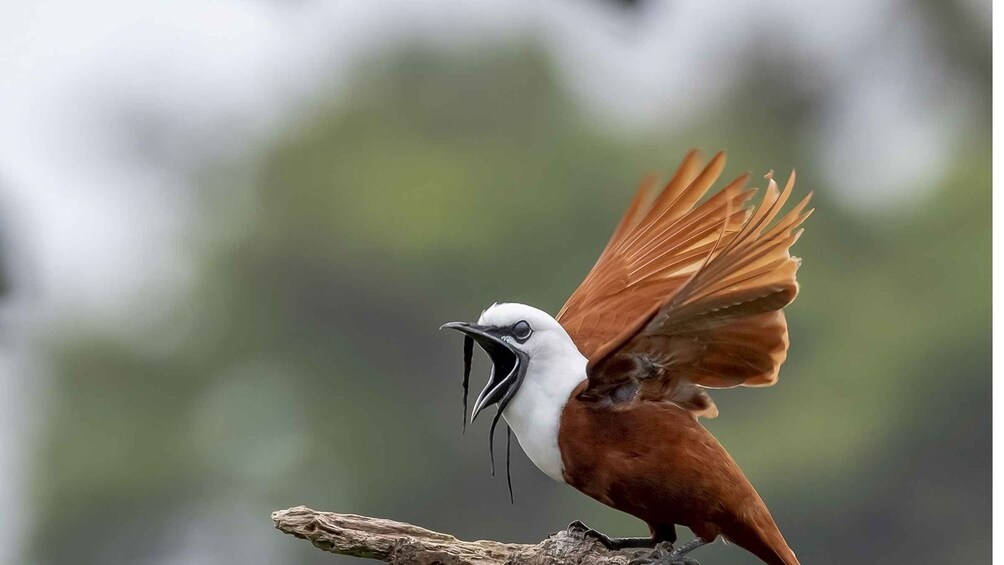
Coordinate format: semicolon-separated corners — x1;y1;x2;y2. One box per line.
512;320;532;341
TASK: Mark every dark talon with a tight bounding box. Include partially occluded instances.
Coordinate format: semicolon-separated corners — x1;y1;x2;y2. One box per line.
632;537;706;564
628;541;677;565
565;520;658;550
629;555;698;565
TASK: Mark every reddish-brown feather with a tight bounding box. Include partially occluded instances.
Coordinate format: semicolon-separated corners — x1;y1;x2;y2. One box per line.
556;152;811;418
559;386;799;565
554;152;807;565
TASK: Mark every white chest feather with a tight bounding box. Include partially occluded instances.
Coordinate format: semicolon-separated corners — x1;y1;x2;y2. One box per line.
502;353;587;483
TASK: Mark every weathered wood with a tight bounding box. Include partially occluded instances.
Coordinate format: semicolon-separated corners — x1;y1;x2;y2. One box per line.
271;506;698;565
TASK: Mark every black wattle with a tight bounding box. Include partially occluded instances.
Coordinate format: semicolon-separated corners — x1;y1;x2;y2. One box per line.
462;335;473;433
506;425;514;504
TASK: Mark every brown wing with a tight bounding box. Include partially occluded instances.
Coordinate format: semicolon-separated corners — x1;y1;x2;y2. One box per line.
557;151;755;357
557;152;811;418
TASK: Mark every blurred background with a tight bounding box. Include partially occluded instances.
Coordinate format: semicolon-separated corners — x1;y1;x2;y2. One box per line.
0;1;990;564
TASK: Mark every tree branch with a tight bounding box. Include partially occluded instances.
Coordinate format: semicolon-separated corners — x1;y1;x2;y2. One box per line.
271;506;695;565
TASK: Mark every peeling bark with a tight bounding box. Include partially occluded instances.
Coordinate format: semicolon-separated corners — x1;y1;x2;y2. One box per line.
271;506;699;565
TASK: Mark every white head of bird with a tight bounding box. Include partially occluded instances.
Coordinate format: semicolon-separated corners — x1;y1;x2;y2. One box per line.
443;302;586;482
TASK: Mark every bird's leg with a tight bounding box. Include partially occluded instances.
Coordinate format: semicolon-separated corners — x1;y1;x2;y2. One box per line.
667;537;708;558
565;520;658;550
628;537;707;565
627;542;697;565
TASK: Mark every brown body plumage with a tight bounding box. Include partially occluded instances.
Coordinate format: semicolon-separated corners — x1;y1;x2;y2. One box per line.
560;383;797;564
555;151;809;564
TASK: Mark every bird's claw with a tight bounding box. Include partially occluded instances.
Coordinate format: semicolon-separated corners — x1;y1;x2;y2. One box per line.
564;520;630;550
629;559;698;565
628;542;698;565
566;520;616;549
629;556;699;565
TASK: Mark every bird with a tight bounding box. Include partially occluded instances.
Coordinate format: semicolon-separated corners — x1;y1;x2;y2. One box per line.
442;150;811;565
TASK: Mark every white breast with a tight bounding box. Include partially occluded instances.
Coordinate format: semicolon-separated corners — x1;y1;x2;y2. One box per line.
501;352;587;483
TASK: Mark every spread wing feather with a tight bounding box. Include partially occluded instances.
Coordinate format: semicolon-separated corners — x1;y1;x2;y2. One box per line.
557;151;811;418
557;151;755;359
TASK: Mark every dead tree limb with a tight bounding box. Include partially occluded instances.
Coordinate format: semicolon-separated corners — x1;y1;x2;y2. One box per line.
272;506;697;565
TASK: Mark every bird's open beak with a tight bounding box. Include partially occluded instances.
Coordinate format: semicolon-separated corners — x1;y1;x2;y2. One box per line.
441;322;528;422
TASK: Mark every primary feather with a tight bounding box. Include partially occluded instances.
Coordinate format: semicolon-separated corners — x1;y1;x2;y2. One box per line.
556;151;812;418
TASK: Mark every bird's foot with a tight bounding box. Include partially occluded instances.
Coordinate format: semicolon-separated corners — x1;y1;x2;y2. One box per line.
564;520;657;550
629;537;707;565
628;545;698;565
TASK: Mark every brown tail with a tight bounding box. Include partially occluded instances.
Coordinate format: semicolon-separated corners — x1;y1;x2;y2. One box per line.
724;507;799;565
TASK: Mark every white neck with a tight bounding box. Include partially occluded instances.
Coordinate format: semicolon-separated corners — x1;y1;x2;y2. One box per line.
501;349;587;482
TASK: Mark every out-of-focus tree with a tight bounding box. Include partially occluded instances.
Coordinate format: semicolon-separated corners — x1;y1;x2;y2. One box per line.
29;23;988;565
